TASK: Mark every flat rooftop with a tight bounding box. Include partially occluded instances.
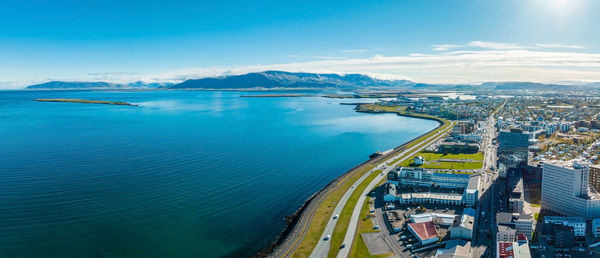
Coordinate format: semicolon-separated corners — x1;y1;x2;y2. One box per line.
541;159;589;169
401;192;463;201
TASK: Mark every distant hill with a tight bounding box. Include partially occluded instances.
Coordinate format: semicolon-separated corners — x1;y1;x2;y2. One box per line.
26;81;170;90
24;72;599;91
169;71;414;89
480;82;572;91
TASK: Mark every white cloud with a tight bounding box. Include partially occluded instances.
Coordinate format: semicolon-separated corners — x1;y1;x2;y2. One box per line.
341;49;368;53
431;44;460;51
432;41;525;51
5;41;600;89
466;41;524;50
136;49;600;84
286;54;348;60
536;43;585;49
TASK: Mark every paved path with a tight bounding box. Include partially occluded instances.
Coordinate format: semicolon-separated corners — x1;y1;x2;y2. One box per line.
308;163;385;258
308;121;453;258
335;122;454;258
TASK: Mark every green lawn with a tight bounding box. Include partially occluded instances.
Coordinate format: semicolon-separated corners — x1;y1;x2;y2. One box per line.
398;151;483;170
346;196;393;258
291;164;376;258
349;234;390;258
328;170;381;257
357;104;407;113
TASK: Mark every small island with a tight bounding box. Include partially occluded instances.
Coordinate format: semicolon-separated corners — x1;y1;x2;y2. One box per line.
35;98;138;106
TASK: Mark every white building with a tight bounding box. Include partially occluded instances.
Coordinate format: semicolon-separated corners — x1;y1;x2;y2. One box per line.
593;218;600;237
388;167;470;189
386;167;474;206
497;225;516;242
414;156;425;165
541;160;600;220
435;239;471;258
497;212;534;240
508;178;524;214
543;216;587;237
398;192;463;206
450;208;475;240
464;175;480;207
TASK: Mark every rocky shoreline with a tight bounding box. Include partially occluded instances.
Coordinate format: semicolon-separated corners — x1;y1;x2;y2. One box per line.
257;108;445;257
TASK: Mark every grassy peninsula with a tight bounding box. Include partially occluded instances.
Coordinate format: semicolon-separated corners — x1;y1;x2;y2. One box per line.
35;99;138;106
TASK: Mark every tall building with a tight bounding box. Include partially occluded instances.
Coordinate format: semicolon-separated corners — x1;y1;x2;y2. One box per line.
593;219;600;237
541;160;600;220
508;178;524;214
499;128;530;165
590;165;600;192
499;128;530;153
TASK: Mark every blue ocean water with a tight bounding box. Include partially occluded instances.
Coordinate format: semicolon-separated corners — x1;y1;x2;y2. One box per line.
0;90;438;258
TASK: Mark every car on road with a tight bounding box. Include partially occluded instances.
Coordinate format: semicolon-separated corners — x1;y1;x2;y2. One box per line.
340;243;345;249
333;214;338;219
324;235;330;241
373;225;379;229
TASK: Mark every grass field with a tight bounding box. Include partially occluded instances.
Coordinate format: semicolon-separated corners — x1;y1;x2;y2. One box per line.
346;196;392;258
398;151;483;170
357;104;407;113
327;170;381;257
291;164;376;258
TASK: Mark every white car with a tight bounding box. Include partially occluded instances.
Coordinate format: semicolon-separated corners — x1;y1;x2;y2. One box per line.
333;214;339;219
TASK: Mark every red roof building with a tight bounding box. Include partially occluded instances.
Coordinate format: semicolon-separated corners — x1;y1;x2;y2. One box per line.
496;241;531;258
497;242;514;258
407;221;439;245
516;233;528;243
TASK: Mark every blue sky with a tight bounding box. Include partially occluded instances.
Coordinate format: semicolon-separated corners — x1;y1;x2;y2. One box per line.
1;0;600;88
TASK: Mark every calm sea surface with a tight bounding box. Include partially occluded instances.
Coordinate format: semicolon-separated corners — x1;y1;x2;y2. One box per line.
0;90;438;258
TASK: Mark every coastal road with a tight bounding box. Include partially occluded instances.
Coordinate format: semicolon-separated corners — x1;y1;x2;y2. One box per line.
334;121;454;258
308;162;385;258
271;120;452;258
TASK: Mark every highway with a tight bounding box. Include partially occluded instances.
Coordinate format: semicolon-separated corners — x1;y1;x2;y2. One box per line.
333;121;454;258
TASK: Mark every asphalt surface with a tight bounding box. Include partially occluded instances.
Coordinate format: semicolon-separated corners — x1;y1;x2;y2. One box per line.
308;162;386;258
335;122;455;258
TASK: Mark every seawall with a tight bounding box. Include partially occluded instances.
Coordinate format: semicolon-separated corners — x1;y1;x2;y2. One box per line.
258;110;446;257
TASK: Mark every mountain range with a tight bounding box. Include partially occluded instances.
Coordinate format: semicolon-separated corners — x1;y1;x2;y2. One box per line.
25;81;171;90
23;71;599;91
